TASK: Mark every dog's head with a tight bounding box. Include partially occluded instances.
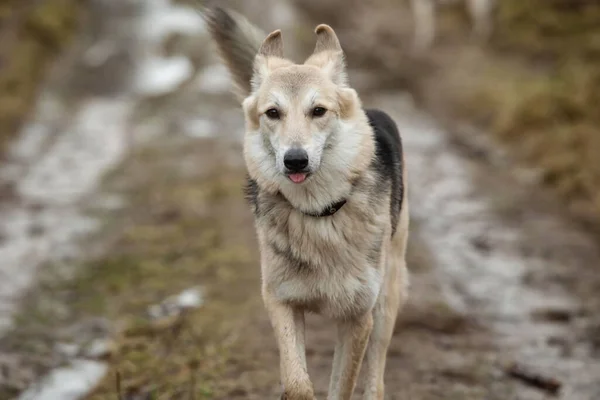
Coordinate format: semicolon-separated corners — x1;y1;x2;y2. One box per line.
242;26;365;187
206;9;373;206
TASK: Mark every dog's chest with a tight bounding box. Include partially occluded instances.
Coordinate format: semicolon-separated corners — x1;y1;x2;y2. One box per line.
264;208;387;319
274;260;383;319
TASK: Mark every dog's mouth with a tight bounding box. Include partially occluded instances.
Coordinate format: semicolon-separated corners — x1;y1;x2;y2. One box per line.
287;172;310;184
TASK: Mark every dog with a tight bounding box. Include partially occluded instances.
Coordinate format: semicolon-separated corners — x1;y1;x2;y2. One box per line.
411;0;495;52
204;7;409;400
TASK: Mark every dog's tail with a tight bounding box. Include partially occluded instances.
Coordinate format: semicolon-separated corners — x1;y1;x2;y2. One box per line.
201;5;266;101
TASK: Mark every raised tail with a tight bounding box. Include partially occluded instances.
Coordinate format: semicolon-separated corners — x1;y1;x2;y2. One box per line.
202;6;267;101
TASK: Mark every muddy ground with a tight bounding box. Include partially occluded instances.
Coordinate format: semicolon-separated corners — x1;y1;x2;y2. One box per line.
1;1;600;399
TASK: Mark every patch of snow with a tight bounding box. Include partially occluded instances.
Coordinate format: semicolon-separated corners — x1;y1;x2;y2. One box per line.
176;287;203;308
55;343;80;359
82;40;118;68
195;64;232;94
18;360;107;400
83;339;114;360
148;287;203;320
140;0;207;45
8;123;51;162
183;118;217;138
17;98;132;204
134;56;193;97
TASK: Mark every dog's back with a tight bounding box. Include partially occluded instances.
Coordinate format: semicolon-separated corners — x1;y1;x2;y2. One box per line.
366;109;404;236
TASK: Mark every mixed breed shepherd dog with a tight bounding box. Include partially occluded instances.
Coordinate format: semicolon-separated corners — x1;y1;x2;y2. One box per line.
204;6;408;400
203;1;490;398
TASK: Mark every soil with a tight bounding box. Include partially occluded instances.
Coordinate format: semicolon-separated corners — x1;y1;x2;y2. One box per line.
1;1;599;400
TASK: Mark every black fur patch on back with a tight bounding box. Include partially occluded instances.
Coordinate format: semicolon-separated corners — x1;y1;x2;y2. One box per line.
365;109;404;236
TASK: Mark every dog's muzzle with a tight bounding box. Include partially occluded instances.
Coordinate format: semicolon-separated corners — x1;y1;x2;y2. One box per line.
284;148;310;184
283;148;309;172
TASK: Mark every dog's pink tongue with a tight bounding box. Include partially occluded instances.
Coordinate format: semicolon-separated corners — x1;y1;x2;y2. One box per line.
289;173;307;184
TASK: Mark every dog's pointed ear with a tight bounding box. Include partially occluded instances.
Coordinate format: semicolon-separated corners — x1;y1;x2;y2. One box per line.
251;30;286;92
305;24;347;86
314;24;342;53
258;29;284;57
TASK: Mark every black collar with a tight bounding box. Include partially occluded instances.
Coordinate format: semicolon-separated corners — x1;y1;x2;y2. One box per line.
276;191;348;217
299;198;348;217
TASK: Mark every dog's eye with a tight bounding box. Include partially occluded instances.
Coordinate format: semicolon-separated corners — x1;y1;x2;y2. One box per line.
312;107;327;117
265;108;280;120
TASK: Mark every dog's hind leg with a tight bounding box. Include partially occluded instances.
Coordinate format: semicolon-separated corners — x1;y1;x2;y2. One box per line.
263;292;314;400
361;258;408;399
327;313;373;400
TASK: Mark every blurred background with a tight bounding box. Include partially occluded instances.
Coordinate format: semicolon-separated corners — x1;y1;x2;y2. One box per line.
0;0;599;399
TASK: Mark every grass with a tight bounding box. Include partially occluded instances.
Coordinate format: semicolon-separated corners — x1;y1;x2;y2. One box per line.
0;0;82;153
464;0;600;223
0;137;265;399
83;139;262;399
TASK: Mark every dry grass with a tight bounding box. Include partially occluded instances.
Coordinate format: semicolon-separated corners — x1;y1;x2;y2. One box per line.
0;138;265;399
83;139;262;399
466;0;600;223
0;0;82;153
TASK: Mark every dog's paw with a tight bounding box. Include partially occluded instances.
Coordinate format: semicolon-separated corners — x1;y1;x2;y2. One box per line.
280;391;316;400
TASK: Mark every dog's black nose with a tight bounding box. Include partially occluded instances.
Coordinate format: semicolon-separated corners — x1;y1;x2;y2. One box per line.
284;148;309;172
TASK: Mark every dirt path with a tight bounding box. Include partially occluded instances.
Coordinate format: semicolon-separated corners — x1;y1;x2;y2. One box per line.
2;1;600;399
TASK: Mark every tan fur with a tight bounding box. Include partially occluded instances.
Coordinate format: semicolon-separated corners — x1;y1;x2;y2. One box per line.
205;8;409;399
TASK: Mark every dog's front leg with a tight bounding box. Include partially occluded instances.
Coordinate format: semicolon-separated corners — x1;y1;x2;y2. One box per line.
328;313;373;400
263;291;314;400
